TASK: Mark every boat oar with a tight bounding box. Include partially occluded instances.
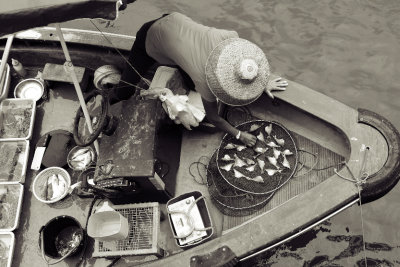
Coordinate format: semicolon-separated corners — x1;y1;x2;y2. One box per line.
55;24;99;155
0;34;14;86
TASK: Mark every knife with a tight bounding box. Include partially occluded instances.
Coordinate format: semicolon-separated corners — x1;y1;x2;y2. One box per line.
31;134;51;170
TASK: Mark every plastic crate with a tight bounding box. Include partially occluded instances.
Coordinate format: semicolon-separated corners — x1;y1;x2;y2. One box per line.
0;98;36;141
0;140;29;183
0;184;24;232
0;232;15;267
93;202;162;257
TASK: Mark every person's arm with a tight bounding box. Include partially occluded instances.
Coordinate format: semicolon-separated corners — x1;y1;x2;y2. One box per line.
202;98;257;146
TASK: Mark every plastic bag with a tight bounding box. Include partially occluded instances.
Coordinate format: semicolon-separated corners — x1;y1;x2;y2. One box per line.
141;88;205;130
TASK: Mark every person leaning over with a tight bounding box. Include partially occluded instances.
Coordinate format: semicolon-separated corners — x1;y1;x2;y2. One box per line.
113;12;288;146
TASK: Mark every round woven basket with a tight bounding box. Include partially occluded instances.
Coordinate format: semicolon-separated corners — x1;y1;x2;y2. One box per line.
216;120;298;195
207;151;273;216
32;167;71;204
205;38;270;106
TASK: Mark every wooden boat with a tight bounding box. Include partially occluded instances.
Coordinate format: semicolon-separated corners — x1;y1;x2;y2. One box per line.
1;2;400;266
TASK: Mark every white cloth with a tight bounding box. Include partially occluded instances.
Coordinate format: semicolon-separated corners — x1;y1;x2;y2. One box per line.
140;88;205;130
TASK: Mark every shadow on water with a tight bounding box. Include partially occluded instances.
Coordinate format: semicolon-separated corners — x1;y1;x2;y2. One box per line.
242;220;399;266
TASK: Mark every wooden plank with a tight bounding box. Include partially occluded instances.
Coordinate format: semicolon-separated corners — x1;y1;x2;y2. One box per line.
42;63;85;83
13;27;135;51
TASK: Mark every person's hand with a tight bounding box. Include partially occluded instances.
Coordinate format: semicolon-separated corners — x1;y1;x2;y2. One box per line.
239;131;257;147
265;77;288;99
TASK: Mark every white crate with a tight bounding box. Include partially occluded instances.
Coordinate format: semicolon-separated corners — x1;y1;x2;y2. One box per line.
0;232;15;267
0;98;36;141
0;140;29;183
0;184;24;232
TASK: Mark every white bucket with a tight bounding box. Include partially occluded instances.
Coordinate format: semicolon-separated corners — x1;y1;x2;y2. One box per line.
87;211;129;241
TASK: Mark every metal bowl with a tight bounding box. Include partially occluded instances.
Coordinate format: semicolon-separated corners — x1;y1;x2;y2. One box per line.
14;78;44;101
67;146;96;171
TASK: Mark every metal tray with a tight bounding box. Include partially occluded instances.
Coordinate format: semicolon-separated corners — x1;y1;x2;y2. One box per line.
0;98;36;141
0;140;29;183
0;184;24;232
0;232;15;267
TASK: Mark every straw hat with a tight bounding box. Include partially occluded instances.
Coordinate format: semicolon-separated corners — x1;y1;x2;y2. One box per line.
205;38;270;106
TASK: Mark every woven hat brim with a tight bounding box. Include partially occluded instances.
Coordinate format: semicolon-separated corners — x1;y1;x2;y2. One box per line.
205;38;270;106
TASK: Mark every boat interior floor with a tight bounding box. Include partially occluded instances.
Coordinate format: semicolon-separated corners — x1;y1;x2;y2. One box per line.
12;67;346;266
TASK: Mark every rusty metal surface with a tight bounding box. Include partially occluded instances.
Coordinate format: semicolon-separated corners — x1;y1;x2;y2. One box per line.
96;97;161;177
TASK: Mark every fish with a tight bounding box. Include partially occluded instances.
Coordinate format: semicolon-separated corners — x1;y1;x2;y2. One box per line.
273;148;281;159
233;169;246;178
273;135;285;146
266;141;280;148
245;164;256;172
71;148;90;160
254;147;268;154
234;154;247;167
249;124;261;132
244;158;256;165
236;145;247;152
265;169;281;176
257;158;265;173
70;150;92;169
47;174;67;200
265;124;273;135
282;149;293;156
267;156;279;168
282;156;291;169
257;132;265;142
220;163;234;172
246;175;264;183
221;154;234;161
224;143;236;149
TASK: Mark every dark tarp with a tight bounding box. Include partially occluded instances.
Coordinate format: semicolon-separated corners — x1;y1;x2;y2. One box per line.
0;0;135;37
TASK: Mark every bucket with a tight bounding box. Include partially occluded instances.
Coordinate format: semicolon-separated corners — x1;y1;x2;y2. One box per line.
87;210;129;241
39;216;85;264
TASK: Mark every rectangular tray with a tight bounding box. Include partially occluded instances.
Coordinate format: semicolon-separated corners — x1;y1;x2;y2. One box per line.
0;184;24;232
0;232;15;267
0;140;30;183
0;98;36;141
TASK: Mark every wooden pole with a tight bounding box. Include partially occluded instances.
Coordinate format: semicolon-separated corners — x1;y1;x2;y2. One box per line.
55;24;100;154
0;34;14;85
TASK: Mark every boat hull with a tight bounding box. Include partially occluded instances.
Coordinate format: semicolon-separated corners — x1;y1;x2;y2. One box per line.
1;27;399;266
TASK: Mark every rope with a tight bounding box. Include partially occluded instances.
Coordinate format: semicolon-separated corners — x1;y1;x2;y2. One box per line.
333;149;370;267
189;156;210;185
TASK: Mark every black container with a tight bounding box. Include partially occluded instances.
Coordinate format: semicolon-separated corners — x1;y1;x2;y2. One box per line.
39;215;85;259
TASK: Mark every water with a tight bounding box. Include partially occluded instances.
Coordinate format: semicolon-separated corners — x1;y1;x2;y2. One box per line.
61;0;400;265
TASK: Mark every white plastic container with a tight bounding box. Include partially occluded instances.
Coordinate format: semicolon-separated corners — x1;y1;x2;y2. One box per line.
0;98;36;141
0;140;30;184
0;232;15;267
0;184;24;232
87;202;129;241
0;60;11;102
